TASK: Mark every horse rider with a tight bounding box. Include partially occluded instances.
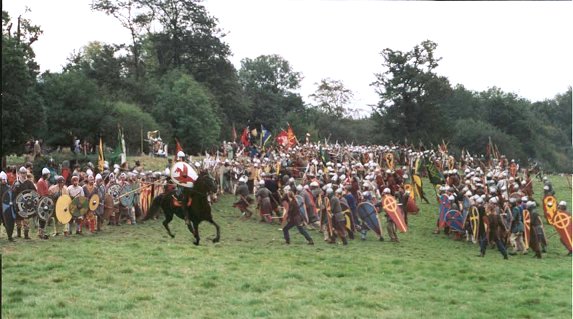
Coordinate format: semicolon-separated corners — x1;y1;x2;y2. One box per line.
174;150;193;225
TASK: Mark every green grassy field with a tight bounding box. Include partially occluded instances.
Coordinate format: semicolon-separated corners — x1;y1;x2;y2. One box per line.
2;174;572;319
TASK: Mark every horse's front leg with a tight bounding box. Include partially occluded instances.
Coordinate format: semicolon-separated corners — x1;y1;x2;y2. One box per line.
208;218;220;243
191;220;200;246
163;211;175;238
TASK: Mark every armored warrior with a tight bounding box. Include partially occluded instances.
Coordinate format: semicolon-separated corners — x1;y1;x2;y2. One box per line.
255;180;273;223
1;171;15;241
233;176;253;219
281;189;314;245
328;187;348;245
13;167;36;240
67;175;85;235
83;175;98;233
35;168;51;239
48;176;69;236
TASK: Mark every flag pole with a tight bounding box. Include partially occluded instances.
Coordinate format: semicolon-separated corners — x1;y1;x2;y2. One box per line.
140;125;144;156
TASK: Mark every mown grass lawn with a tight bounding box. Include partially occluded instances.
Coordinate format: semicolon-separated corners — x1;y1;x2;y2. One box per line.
2;175;572;319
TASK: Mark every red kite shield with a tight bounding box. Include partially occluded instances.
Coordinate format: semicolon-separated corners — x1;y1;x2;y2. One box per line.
523;209;531;250
553;210;572;252
382;195;407;233
171;162;198;188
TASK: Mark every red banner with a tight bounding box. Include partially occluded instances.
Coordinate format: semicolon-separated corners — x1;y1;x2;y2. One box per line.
276;130;288;147
287;124;297;147
174;138;183;161
241;127;250;146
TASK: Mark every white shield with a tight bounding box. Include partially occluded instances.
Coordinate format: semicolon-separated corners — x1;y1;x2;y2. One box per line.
171;162;198;188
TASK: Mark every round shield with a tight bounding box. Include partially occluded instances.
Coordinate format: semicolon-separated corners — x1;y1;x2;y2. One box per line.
37;196;55;221
120;184;134;207
15;189;40;218
107;184;121;205
170;162;198;188
89;194;100;211
103;194;114;220
55;195;73;224
71;196;88;217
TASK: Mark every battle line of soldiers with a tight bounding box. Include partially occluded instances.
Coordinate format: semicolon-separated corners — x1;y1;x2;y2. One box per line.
1;159;165;240
2;138;572;260
220;139;572;257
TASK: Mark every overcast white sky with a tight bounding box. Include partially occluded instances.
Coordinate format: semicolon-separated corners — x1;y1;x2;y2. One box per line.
3;0;572;115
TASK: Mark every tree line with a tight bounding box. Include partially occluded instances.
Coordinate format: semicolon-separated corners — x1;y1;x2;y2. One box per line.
2;1;571;172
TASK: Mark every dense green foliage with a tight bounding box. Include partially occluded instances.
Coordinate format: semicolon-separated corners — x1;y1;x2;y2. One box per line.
2;173;572;318
2;11;46;155
152;69;221;151
2;5;571;172
371;41;572;172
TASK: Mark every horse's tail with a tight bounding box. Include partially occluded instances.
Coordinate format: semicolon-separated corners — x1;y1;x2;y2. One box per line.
144;194;164;221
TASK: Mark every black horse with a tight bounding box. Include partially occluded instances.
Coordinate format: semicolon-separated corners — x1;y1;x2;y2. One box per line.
145;171;220;245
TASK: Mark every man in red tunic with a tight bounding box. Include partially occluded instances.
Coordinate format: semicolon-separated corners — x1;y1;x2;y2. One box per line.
35;168;51;239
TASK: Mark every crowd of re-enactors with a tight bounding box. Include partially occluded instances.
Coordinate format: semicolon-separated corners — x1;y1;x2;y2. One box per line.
0;156;164;240
2;140;571;260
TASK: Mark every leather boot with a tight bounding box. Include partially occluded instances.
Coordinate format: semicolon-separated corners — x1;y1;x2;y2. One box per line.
38;228;49;240
24;229;31;239
17;227;22;238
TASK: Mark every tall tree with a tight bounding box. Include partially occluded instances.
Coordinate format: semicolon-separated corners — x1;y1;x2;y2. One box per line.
238;54;305;130
134;0;246;137
2;10;46;156
138;0;230;75
64;41;125;98
151;69;220;153
239;54;303;95
91;0;152;79
309;78;355;118
371;40;451;143
39;71;110;148
99;101;162;154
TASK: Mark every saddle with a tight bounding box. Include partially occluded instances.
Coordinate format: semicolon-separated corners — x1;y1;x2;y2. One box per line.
172;195;192;208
